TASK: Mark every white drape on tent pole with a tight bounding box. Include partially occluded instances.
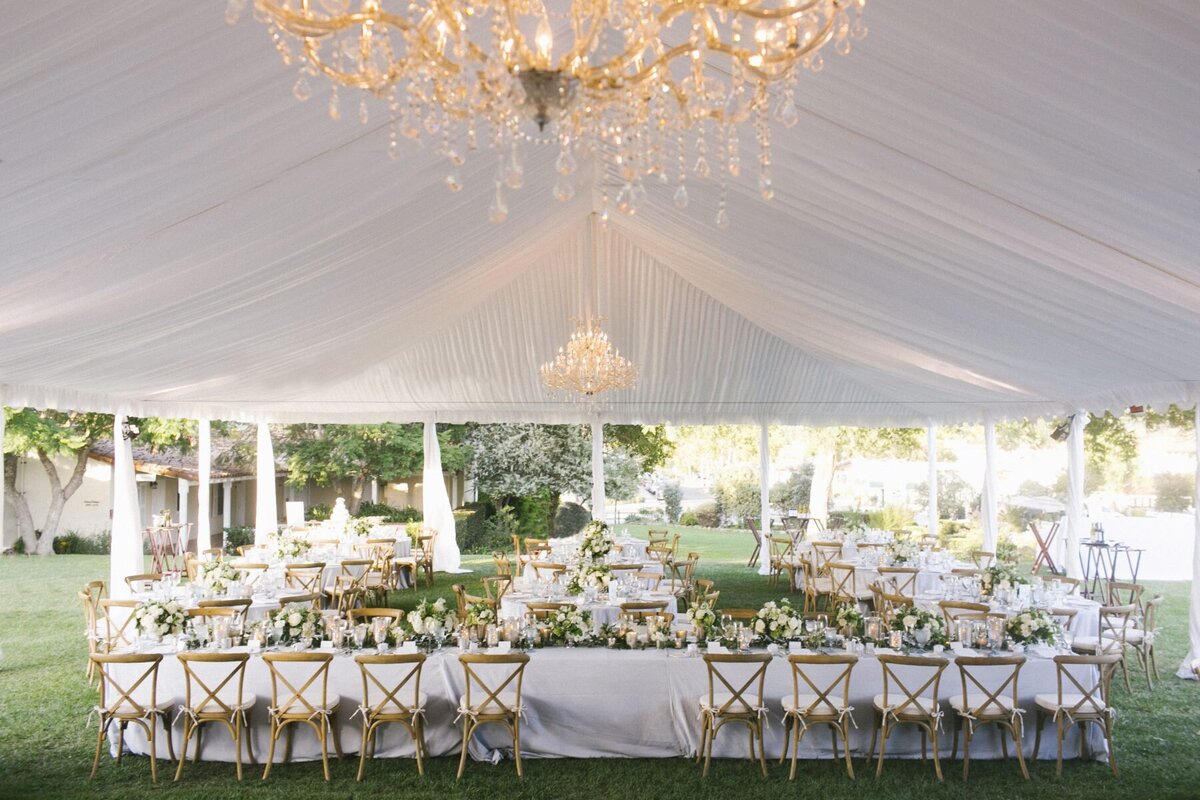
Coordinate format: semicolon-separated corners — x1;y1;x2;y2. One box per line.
196;419;211;553
1064;411;1089;579
758;423;772;575
591;420;606;522
254;422;277;546
926;425;939;540
425;421;465;573
110;414;142;599
981;418;999;553
1177;406;1200;679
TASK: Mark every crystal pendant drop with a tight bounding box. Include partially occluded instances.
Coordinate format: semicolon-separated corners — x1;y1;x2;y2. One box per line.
693;155;710;178
553;177;575;202
292;72;312;102
488;184;508;223
616;183;635;214
224;0;246;25
445;171;463;192
504;149;524;189
759;174;774;201
359;96;370;125
328;87;341;121
775;97;799;128
715;206;730;229
555;149;578;176
673;184;689;209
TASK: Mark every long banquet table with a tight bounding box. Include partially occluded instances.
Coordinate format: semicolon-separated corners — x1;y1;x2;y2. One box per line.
111;645;1106;765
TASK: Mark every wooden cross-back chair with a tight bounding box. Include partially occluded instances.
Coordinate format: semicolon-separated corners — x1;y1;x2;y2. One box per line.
277;592;324;611
1029;521;1060;574
950;655;1029;782
870;582;912;625
869;655;949;781
1033;653;1121;778
89;653;176;783
768;536;797;590
124;573;162;593
1071;603;1137;692
482;575;512;603
283;562;326;594
618;600;672;625
175;652;254;781
261;652;343;781
939;600;990;629
80;581;107;683
697;653;772;778
1105;580;1145;615
492;551;512;576
745;518;763;567
1126;594;1163;689
810;542;843;574
971;550;996;569
98;598;140;651
826;562;873;607
780;654;858;780
230;562;269;589
529;561;566;582
197;598;252;625
670;552;699;597
354;653;428;780
525;601;574;621
876;566;919;598
457;653;530;780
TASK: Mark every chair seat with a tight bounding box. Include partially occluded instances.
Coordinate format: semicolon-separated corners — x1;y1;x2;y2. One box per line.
459;691;519;716
873;694;939;719
949;694;1014;717
1034;693;1108;717
782;694;847;717
191;693;259;715
1071;635;1123;653
700;692;761;715
106;699;176;717
271;697;340;718
371;692;428;717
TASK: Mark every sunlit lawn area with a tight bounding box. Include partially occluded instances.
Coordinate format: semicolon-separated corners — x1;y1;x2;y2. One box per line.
2;527;1198;799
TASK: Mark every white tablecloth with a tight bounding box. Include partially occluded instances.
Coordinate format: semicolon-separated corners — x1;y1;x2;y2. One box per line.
499;591;679;630
110;646;1105;764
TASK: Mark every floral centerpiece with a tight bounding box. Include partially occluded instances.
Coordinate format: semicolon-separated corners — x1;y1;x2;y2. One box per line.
133;599;186;639
979;564;1029;598
685;601;718;641
577;520;614;561
887;539;919;565
890;605;948;649
547;606;593;644
195;561;245;595
834;603;864;637
565;563;611;595
1005;609;1058;646
268;532;308;562
464;601;497;628
271;603;323;645
406;597;456;643
347;517;374;537
752;599;805;643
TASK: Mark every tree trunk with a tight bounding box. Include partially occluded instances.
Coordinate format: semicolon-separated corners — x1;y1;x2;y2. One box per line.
4;454;37;552
34;448;91;555
348;474;365;515
547;491;561;537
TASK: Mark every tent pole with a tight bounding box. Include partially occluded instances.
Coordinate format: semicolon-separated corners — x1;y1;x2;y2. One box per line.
758;423;772;575
110;414;143;598
591;420;606;523
1177;405;1200;678
926;424;938;541
1064;411;1088;579
254;422;277;546
981;418;998;552
196;420;211;553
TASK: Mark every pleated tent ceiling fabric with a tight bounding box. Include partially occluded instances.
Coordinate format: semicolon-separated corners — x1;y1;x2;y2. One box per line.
0;2;1199;425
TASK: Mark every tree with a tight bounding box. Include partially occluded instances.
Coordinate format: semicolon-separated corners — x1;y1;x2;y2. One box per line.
661;481;683;523
915;469;979;520
809;427;925;521
1153;473;1192;512
770;463;814;514
607;425;673;471
279;423;469;515
3;409;192;555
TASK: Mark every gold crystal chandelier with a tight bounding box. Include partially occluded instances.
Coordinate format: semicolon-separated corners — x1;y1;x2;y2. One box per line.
231;0;865;224
540;316;638;396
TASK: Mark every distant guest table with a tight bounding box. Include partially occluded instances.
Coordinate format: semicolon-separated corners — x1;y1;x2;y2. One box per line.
499;590;680;629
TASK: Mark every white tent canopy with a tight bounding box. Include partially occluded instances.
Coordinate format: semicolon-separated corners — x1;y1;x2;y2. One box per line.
1;3;1199;425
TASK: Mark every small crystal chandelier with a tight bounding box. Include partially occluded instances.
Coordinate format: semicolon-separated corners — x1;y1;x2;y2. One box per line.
230;0;866;226
540;316;638;397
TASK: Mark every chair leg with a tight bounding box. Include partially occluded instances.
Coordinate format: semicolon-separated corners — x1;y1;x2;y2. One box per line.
457;720;472;780
116;722;125;766
756;723;768;778
243;713;255;764
175;719;192;781
415;717;427;776
513;718;524;779
1055;716;1064;778
1033;711;1044;762
1000;726;1009;760
1013;722;1030;781
1106;718;1119;778
875;721;888;778
702;719;714;778
262;720;278;780
148;724;158;784
961;726;971;782
329;715;344;759
931;724;943;782
842;720;855;780
357;719;370;781
317;722;330;781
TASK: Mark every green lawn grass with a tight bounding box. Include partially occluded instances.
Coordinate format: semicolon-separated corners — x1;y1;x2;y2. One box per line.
1;527;1198;799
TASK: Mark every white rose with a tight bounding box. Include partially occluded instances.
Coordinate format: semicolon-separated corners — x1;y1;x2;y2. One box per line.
288;612;302;626
755;620;766;633
903;615;917;630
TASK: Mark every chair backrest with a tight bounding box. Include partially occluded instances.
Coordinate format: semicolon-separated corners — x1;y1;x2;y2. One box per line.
83;579;108;606
787;654;857;717
277;592;323;610
646;529;670;545
634;570;663;590
178;652;249;716
511;534;522;559
492;551;512;576
415;535;436;563
1105;581;1144;613
124;573;163;593
1048;607;1078;630
723;608;759;621
338;559;375;588
263;652;334;718
1097;604;1137;650
645;544;672;565
197;598;252;623
609;563;643;574
702;653;772;715
810;542;842;573
939;600;989;627
356;653;426;717
482;575;512;602
745;518;761;542
187;606;239;621
1049;575;1081;594
201;547;224;561
529;562;566;581
236;544;256;557
618;600;670;622
826;562;858;602
971;550;996;569
871;582;911;623
459;653;529;716
769;536;793;561
877;654;948;718
348;607;404;624
284;562;326;593
230;562;269;588
92;653;163;716
955;655;1024;718
1051;653;1120;717
99;599;140;648
876;567;919;597
1142;594;1163;633
524;538;550;559
525;601;574;620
